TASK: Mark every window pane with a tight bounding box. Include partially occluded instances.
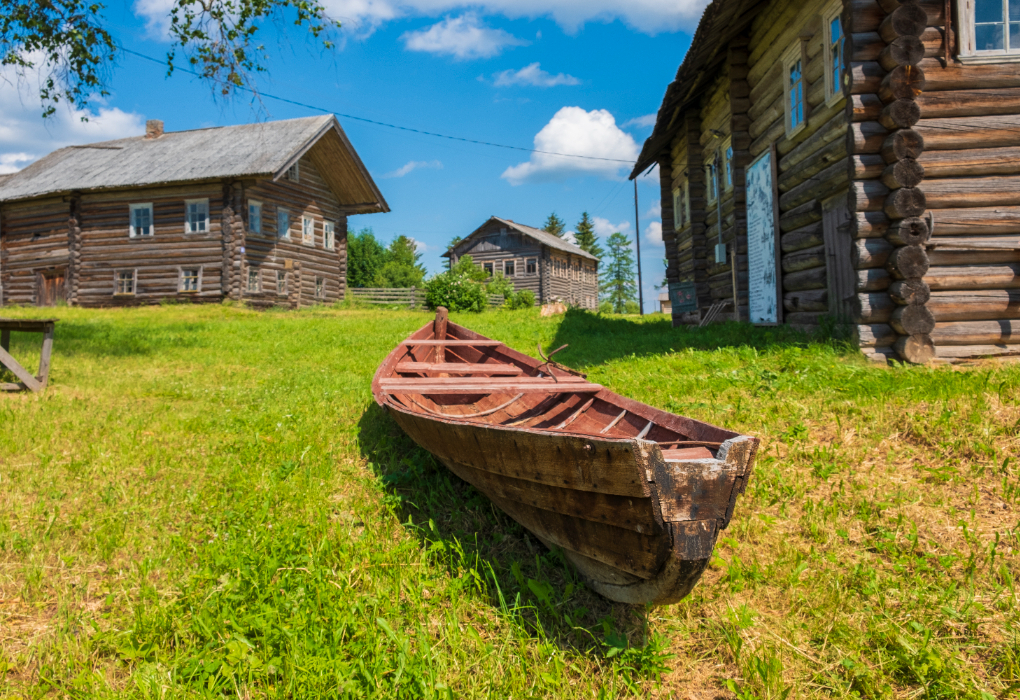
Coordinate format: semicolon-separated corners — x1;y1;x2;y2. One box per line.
830;16;842;42
977;22;1005;49
976;0;1003;24
249;204;261;234
1012;0;1020;21
1012;21;1020;47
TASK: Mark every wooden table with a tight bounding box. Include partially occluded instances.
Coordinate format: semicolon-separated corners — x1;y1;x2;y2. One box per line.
0;318;57;393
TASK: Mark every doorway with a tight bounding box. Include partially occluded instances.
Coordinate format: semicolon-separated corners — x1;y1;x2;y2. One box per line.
37;269;66;307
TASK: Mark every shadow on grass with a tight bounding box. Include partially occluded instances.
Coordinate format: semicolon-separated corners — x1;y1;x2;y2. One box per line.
546;308;848;370
356;401;673;679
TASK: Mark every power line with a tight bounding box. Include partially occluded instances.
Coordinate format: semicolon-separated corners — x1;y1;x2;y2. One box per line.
118;46;637;165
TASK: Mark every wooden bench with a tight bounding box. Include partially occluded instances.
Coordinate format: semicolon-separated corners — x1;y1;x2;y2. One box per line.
395;361;524;375
0;318;57;393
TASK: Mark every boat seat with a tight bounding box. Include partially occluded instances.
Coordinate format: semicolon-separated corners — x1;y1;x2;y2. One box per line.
401;340;503;346
661;447;714;461
379;377;601;395
395;361;523;375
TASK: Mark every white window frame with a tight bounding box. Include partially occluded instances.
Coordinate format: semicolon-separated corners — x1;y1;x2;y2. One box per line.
672;182;690;230
315;277;325;299
504;259;516;277
179;267;202;293
704;158;719;204
248;200;262;235
184;198;209;234
277;208;290;240
959;0;1020;62
277;270;287;295
783;42;807;137
114;269;137;295
302;216;315;246
129;203;153;238
323;221;335;250
247;267;260;293
823;1;847;103
286;162;300;182
722;138;734;192
482;261;494;276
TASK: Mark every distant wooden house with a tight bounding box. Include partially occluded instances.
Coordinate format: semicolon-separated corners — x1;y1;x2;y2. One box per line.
444;217;601;309
0;115;387;308
632;0;1020;363
658;292;672;314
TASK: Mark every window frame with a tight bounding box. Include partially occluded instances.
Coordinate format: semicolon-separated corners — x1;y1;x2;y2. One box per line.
277;270;287;295
704;158;719;204
526;258;537;275
184;198;210;234
129;203;154;238
823;1;847;104
114;269;137;295
482;261;494;277
247;267;261;293
248;200;263;235
286;162;300;182
722;139;734;192
958;0;1020;62
315;276;325;299
277;207;291;240
179;267;202;293
504;259;516;277
323;221;335;250
672;181;690;230
302;216;315;247
783;42;807;137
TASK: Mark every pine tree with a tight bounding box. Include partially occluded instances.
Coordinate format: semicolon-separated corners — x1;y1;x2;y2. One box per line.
445;235;464;269
572;212;604;259
373;235;427;288
601;232;637;313
543;212;566;238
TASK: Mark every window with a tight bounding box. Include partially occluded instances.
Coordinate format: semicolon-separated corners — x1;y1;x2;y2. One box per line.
286;163;300;181
185;199;209;233
724;142;734;191
277;270;287;294
315;277;325;299
247;268;260;293
824;5;846;101
705;161;718;203
483;261;494;276
784;43;806;134
672;183;690;229
115;270;135;294
129;204;153;237
960;0;1020;60
526;258;537;275
248;200;262;235
324;221;335;250
504;260;516;277
302;216;315;246
180;268;200;292
277;208;290;239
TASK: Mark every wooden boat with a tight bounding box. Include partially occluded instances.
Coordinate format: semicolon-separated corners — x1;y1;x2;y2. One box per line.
372;309;758;606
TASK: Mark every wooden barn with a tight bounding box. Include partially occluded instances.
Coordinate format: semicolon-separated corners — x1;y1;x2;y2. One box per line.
443;217;600;309
633;0;1020;363
0;115;388;308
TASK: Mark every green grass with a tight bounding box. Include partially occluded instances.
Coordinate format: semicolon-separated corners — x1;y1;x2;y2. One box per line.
0;303;1017;699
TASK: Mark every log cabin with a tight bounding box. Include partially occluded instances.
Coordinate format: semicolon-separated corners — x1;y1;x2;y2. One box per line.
0;115;388;309
443;216;601;309
633;0;1020;363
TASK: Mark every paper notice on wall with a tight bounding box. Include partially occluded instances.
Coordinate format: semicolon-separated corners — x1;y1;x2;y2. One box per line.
746;152;778;324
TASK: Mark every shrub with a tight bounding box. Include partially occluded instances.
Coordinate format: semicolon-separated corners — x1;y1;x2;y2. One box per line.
486;272;515;299
624;300;640;314
598;300;613;314
504;290;535;310
450;255;489;282
424;271;488;312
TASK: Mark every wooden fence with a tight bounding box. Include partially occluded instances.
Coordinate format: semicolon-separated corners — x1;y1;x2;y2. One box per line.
346;287;504;308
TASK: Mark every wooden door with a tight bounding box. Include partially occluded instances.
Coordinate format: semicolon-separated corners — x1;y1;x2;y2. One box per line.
822;195;854;321
37;270;65;307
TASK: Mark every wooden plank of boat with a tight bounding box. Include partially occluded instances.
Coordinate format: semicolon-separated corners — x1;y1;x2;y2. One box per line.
370;307;759;606
395;361;524;375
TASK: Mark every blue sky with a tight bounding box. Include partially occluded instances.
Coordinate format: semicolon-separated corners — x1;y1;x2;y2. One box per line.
1;1;705;311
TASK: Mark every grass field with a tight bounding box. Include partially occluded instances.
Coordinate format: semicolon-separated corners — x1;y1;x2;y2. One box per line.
0;303;1017;699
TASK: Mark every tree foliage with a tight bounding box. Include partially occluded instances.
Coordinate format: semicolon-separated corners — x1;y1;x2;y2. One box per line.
373;235;426;288
573;212;604;260
346;228;385;288
542;212;565;238
601;232;637;314
425;255;488;312
1;0;339;116
445;236;463;268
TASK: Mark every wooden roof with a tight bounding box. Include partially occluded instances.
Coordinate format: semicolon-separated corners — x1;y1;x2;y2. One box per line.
0;115;389;214
445;216;601;262
630;0;762;178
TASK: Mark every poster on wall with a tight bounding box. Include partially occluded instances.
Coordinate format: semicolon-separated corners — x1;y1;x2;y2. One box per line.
746;151;778;324
668;281;697;313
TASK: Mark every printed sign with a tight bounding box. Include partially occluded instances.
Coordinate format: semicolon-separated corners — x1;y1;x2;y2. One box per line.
746;152;778;324
668;281;697;314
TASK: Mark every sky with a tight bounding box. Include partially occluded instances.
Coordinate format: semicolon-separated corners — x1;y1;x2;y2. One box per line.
0;0;705;312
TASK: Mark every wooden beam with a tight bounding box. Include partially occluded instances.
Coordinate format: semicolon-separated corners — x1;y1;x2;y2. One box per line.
395;362;524;375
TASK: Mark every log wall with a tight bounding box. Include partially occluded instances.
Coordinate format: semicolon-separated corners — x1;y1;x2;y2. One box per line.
0;197;71;306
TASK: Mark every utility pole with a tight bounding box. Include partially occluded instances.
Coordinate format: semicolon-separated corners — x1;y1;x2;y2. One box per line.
633;179;644;315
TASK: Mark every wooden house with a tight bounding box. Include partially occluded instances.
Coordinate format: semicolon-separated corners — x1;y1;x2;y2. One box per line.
633;0;1020;363
443;217;601;308
0;115;388;308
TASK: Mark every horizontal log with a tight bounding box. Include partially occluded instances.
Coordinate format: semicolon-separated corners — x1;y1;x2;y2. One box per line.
924;176;1020;209
881;158;924;189
878;3;929;42
851;94;884;122
853;238;894;268
885;187;927;218
850;121;887;154
888;244;930;278
855;211;892;238
913;114;1020;151
851;31;884;62
850;61;885;95
783;246;826;273
779;159;849;210
778;106;848;167
879;65;926;103
852;292;895;322
931;320;1020;345
859;266;894;292
935;344;1020;359
853;154;887;180
786;311;826;326
881;129;924;162
848;0;885;32
879;36;925;71
784;266;828;291
885;217;930;246
782;220;824;252
879;99;921;130
778;137;847;193
890;278;931;305
891;304;936;335
779;200;822;233
925;207;1020;235
924;263;1020;290
928;290;1020;321
856;323;897;347
921;58;1020;91
784;288;828;312
929;248;1020;266
915;87;1020;118
895;333;936;363
849;179;890;212
919;146;1020;178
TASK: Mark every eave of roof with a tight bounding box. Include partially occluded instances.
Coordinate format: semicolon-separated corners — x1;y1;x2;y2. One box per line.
444;216;600;261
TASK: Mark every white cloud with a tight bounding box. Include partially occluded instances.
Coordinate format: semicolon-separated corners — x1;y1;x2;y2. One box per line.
592;216;630;237
0;58;145;175
492;63;580;87
561;230;578;245
623;113;657;129
644;198;661;221
133;0;174;36
644;220;662;244
501;106;638;185
382;159;443;178
408;236;429;252
401;14;526;59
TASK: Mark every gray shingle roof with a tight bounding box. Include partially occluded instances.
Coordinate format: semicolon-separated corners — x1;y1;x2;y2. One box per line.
447;216;600;261
0;115;387;212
